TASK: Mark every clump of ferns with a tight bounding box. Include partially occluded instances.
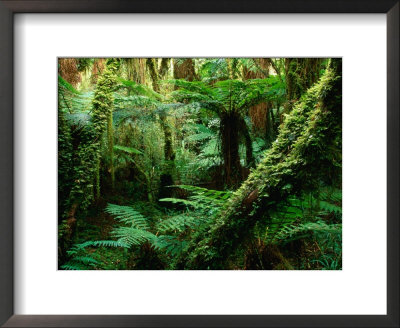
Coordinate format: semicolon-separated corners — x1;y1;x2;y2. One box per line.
63;185;231;269
248;189;342;269
60;240;128;270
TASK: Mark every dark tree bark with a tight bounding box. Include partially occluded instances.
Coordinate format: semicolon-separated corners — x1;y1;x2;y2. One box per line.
239;116;254;168
284;58;323;109
173;58;196;82
58;58;81;87
246;58;275;145
159;58;170;79
220;112;242;188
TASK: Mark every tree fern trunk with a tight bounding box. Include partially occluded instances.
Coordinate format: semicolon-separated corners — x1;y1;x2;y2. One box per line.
220;112;242;188
173;58;196;82
239;116;254;168
247;59;274;141
58;58;81;87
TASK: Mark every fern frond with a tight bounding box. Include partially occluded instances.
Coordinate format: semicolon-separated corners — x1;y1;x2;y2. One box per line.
114;145;143;155
76;240;129;249
152;235;188;257
117;78;163;100
72;256;99;265
61;263;86;270
105;203;150;230
177;185;232;205
271;221;341;244
61;255;99;270
159;198;200;208
58;75;81;95
156;214;199;233
111;227;157;247
319;200;342;214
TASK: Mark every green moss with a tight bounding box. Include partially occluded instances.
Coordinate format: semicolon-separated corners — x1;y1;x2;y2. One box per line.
92;59;118;198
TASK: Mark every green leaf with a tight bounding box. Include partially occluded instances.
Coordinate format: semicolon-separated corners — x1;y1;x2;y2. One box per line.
114;145;143;155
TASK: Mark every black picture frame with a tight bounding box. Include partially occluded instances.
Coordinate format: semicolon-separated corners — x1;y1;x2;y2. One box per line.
0;1;398;327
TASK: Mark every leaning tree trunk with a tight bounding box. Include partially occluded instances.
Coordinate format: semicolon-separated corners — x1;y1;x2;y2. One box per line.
175;59;342;269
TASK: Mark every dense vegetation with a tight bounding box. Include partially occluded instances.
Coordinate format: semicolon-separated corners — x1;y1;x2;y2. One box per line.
58;58;342;270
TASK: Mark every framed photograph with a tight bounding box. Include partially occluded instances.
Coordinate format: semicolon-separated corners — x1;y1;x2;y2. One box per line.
1;1;398;327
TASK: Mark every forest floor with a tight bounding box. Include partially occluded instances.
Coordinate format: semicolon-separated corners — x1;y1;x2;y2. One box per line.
74;200;128;270
71;198;337;270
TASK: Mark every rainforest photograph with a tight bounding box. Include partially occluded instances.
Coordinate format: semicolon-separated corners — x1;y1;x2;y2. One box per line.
58;57;342;270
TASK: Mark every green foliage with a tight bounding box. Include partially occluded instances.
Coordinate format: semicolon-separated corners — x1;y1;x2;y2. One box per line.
92;61;118;138
77;58;94;72
152;236;188;257
113;145;143;155
58;75;81;95
77;240;129;248
105;203;150;230
61;239;129;270
160;185;231;214
58;75;97;215
111;227;157;247
70;184;232;268
156;214;199;233
170;78;276;116
271;221;341;244
59;58;341;270
117;78;163;100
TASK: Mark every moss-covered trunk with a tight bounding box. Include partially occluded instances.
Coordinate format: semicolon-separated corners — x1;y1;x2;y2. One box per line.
107;113;115;190
176;59;342;269
92;59;118;199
